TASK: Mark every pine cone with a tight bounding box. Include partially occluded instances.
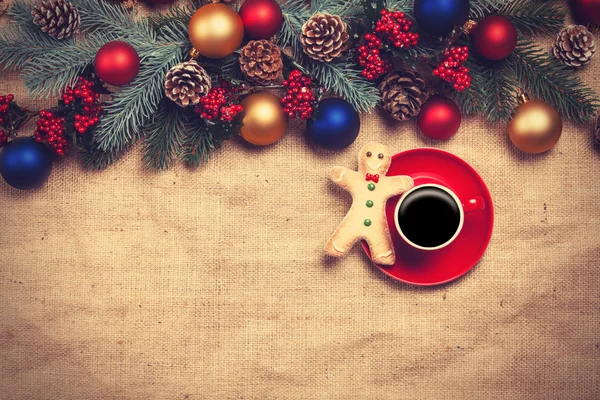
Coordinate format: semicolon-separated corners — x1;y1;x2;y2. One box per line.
378;70;429;121
164;60;212;108
31;0;80;40
0;0;11;15
301;13;349;62
118;0;136;9
239;40;283;85
553;25;596;69
594;113;600;146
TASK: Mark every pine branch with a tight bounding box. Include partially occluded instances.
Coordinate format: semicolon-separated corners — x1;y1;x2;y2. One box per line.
385;0;411;12
71;0;155;41
142;100;186;170
148;2;195;42
469;0;504;19
279;1;380;113
21;35;112;98
510;39;599;123
279;0;310;55
479;61;519;121
94;42;187;153
452;58;486;116
310;0;364;17
498;0;566;37
7;0;40;31
0;27;74;70
79;144;127;170
180;114;241;167
305;57;380;113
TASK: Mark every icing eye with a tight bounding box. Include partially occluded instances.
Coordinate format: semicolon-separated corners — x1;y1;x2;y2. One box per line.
378;153;384;159
366;151;372;157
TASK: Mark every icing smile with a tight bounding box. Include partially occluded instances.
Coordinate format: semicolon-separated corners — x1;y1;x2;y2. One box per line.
367;160;382;170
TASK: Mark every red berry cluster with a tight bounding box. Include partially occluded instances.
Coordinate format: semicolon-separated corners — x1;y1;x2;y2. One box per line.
358;34;392;80
433;46;471;92
63;77;102;134
281;70;315;119
0;94;15;148
34;110;69;156
195;86;243;122
375;10;419;49
358;10;419;80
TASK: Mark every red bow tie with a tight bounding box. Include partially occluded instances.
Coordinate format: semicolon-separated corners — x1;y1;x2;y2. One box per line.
365;173;379;183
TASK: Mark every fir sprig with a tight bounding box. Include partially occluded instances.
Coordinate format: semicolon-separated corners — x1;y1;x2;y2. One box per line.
181;115;242;167
22;35;111;98
498;0;566;37
72;0;155;41
510;40;599;123
94;43;187;153
479;62;519;121
80;144;127;170
279;0;380;112
142;100;186;169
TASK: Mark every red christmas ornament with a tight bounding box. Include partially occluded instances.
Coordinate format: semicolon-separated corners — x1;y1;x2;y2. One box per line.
471;15;517;61
94;41;140;86
239;0;283;40
569;0;600;25
417;96;461;140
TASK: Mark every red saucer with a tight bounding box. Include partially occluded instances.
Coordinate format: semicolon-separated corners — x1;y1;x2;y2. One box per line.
362;148;494;286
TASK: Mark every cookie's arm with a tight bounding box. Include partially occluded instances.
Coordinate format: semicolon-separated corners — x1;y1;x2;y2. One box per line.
384;175;414;197
329;167;359;189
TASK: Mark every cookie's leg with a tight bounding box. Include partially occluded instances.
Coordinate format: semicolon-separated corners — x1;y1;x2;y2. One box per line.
325;222;360;257
365;229;395;266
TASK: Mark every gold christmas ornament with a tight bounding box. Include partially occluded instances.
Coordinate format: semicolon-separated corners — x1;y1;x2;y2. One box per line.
240;92;288;146
188;3;244;59
508;91;562;154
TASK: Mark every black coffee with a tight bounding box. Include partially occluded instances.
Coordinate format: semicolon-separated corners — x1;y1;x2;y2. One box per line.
397;186;461;248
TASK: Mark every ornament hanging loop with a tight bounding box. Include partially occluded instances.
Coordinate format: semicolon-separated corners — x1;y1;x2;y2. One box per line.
516;89;530;104
189;48;201;60
461;19;477;35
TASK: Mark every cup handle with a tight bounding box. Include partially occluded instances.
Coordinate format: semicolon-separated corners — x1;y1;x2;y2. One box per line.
462;196;485;213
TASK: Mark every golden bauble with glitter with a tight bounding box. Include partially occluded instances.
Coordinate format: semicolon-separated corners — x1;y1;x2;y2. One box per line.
188;3;244;59
508;92;562;154
240;92;288;146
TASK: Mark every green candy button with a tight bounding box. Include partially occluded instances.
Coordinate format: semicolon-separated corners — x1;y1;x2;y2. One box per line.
364;219;372;227
366;200;373;207
367;183;375;191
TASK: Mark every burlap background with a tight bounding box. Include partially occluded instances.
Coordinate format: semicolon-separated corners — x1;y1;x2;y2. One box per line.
1;3;600;398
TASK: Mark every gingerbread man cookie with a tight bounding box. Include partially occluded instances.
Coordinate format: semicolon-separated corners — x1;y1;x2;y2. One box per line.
325;143;414;265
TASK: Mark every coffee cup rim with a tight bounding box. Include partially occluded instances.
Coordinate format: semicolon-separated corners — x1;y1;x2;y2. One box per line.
394;183;465;251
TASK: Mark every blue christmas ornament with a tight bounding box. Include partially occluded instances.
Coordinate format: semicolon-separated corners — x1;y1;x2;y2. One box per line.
0;137;53;190
307;98;360;150
414;0;470;36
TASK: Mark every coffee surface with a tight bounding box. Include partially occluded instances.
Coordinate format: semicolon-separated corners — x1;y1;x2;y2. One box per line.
397;186;461;248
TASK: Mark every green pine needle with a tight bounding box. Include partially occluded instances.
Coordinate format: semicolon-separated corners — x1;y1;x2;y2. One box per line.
142;100;186;170
21;35;111;98
279;0;380;113
94;43;186;153
479;62;519;122
510;39;599;123
453;59;486;116
80;145;127;170
498;0;566;37
180;115;241;167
